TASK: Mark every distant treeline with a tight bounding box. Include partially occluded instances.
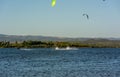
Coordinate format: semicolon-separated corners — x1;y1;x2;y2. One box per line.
0;40;120;48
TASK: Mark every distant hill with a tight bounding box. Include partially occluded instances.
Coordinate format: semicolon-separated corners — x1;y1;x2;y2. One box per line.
0;34;6;36
0;34;120;42
0;34;87;42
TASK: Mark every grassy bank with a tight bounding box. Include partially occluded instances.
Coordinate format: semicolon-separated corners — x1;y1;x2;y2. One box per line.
0;40;120;48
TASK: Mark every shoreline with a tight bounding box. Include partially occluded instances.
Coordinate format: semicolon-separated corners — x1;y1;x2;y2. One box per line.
0;40;120;48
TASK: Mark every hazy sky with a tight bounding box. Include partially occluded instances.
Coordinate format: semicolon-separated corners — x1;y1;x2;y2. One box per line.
0;0;120;38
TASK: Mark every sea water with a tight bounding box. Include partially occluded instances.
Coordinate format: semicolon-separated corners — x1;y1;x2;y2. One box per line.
0;48;120;77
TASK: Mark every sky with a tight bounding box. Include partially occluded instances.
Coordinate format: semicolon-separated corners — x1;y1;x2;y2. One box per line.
0;0;120;38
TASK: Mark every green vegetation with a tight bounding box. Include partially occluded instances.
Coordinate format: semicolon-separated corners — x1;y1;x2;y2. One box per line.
0;40;120;48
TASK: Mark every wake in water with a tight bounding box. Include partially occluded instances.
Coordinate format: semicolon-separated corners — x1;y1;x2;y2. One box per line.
55;46;78;50
19;48;33;51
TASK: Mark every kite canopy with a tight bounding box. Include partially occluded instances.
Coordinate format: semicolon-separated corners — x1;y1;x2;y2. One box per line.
83;14;89;20
51;0;56;7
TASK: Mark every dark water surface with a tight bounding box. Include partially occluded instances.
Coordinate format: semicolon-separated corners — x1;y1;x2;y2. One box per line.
0;48;120;77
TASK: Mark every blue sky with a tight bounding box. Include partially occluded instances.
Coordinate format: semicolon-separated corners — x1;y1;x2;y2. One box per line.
0;0;120;38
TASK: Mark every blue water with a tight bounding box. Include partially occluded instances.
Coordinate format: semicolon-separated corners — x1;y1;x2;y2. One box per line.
0;48;120;77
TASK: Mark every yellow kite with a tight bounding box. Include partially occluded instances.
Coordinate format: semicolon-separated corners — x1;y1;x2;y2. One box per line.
51;0;56;7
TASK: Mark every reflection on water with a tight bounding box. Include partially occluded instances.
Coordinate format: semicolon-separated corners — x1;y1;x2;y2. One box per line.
0;48;120;77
